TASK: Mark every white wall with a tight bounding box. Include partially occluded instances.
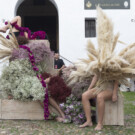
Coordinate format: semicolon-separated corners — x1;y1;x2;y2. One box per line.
57;0;135;65
0;0;135;67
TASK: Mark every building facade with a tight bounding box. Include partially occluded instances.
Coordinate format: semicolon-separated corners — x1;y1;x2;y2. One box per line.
0;0;135;65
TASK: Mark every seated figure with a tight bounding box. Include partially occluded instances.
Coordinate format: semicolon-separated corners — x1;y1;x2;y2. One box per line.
0;16;28;38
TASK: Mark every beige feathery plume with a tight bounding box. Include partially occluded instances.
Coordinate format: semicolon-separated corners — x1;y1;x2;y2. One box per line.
97;6;114;62
86;40;98;58
68;6;135;90
79;58;91;64
121;68;135;74
119;43;135;56
0;22;19;61
111;33;120;52
112;56;130;67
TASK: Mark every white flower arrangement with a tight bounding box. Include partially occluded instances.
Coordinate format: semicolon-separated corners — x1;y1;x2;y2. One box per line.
0;59;45;101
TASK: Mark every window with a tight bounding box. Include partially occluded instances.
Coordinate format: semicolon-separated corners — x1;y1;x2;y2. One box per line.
33;0;46;5
85;18;96;37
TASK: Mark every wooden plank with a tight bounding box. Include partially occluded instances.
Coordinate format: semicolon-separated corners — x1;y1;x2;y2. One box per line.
2;100;44;113
96;94;124;125
1;100;44;120
103;101;118;125
0;99;1;119
117;95;124;125
0;100;60;120
2;112;44;120
29;40;50;48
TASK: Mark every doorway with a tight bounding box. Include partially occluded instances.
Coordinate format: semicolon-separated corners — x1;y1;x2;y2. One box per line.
16;0;59;52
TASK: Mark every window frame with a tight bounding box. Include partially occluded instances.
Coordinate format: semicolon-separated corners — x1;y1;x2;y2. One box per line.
85;18;96;38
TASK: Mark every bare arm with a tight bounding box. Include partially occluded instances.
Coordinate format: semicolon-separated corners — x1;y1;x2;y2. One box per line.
88;74;98;89
57;65;66;75
112;81;118;102
59;65;65;71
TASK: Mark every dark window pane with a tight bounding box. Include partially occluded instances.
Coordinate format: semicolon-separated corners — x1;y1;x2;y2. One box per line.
85;19;96;37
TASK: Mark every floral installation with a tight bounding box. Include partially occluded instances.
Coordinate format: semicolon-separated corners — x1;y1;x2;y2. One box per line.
11;41;54;74
41;72;71;103
19;45;49;119
67;7;135;94
5;21;46;40
0;39;54;119
0;22;73;120
12;42;53;64
60;94;86;125
0;59;44;101
71;80;90;99
58;67;93;124
61;66;76;83
61;67;91;99
0;21;92;121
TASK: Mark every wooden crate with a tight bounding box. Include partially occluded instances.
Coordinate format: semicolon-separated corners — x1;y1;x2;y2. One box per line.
96;94;124;125
0;99;60;120
29;40;50;48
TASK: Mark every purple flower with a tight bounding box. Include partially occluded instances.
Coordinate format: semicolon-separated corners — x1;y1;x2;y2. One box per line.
65;115;72;121
70;94;74;99
63;115;72;123
6;35;10;39
12;42;53;64
5;21;8;25
78;113;84;119
31;31;46;39
69;105;74;109
65;108;70;115
71;112;77;116
33;67;39;71
59;103;65;110
73;120;80;125
77;102;81;106
72;101;78;105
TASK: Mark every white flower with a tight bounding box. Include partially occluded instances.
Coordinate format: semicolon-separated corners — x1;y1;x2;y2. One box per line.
0;59;45;101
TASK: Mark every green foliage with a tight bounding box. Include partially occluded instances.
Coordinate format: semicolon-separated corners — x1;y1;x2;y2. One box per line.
123;92;135;115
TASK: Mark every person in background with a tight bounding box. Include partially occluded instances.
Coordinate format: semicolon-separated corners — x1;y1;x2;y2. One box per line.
54;53;65;71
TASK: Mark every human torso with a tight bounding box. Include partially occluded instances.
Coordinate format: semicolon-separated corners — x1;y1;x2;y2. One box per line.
54;59;64;69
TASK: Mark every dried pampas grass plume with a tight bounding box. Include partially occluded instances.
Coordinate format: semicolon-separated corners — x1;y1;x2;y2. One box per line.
97;6;114;63
68;6;135;91
0;22;19;62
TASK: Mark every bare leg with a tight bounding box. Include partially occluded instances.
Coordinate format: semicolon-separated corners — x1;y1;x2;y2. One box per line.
10;16;21;32
0;25;9;33
38;100;52;116
24;32;28;38
40;78;65;122
38;99;64;122
79;89;97;128
44;77;50;84
0;16;21;33
95;90;113;131
49;97;65;119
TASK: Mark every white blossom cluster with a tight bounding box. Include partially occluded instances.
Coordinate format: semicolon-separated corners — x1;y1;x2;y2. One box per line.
0;59;45;101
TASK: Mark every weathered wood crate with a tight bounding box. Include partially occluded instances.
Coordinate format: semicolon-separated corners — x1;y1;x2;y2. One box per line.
0;99;60;120
29;40;50;48
96;94;124;125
